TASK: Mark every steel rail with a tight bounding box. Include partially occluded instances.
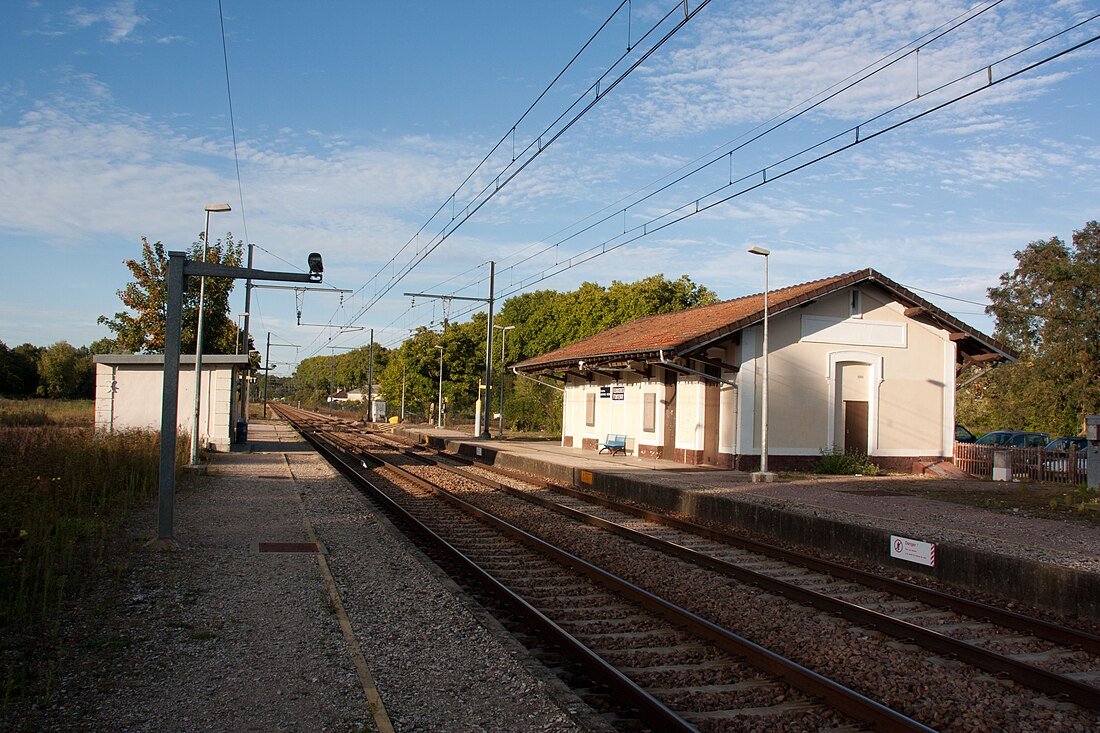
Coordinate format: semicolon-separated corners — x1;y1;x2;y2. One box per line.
547;483;1100;655
281;411;932;732
344;427;1100;710
273;407;696;732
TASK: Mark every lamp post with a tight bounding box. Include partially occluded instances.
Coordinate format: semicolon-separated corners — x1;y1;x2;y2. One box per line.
235;312;248;354
494;324;515;438
436;345;444;428
747;245;774;482
189;202;231;467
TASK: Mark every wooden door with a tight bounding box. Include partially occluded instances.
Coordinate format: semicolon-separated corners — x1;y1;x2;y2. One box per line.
844;400;868;455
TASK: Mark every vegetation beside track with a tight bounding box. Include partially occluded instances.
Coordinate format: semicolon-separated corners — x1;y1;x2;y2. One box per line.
0;399;178;717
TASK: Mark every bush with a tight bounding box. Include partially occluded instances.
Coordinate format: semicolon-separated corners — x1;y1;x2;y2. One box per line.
813;447;880;476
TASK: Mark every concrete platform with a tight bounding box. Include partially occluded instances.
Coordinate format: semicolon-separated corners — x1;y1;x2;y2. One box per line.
395;425;1100;623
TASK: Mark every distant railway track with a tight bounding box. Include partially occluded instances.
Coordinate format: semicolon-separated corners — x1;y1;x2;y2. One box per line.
272;405;1100;731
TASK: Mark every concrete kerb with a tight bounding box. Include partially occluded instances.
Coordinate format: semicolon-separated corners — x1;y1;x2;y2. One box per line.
396;426;1100;623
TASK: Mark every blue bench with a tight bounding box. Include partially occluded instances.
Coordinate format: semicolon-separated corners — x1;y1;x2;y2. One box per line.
599;434;629;456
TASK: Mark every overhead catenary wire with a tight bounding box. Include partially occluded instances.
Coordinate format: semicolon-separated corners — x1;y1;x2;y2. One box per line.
338;0;716;332
364;0;1020;321
301;5;1098;363
218;0;250;262
373;17;1100;341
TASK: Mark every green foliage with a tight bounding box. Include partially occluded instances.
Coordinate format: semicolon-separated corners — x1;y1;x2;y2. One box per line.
959;220;1100;438
98;234;245;355
813;447;880;475
288;274;716;430
0;342;41;397
36;341;94;399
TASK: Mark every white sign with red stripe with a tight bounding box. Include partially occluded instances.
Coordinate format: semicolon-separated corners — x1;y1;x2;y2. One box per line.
890;535;936;567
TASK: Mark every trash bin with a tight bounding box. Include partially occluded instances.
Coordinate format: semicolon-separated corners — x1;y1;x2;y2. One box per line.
235;419;248;444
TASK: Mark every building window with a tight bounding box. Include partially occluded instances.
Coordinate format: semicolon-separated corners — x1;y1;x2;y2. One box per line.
849;289;862;318
585;392;596;427
643;393;656;432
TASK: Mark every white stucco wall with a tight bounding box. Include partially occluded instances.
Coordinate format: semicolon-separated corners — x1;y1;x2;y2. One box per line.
94;356;247;451
555;282;959;463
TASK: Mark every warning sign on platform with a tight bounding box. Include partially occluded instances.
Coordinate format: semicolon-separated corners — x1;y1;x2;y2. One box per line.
889;535;936;567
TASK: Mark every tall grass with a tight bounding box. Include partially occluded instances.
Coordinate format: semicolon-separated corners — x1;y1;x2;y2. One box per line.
0;398;93;428
0;407;183;712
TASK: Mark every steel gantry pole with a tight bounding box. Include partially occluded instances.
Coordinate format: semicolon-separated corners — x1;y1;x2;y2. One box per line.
436;345;444;428
156;250;323;545
481;261;495;439
494;324;515;438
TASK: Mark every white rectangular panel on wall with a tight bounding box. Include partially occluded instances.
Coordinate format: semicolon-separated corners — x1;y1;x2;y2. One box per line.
801;315;906;348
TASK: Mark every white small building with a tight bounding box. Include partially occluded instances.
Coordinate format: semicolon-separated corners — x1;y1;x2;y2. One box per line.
515;268;1015;471
93;354;251;451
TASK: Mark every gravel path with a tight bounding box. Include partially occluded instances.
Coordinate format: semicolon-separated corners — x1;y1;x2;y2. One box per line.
24;422;594;733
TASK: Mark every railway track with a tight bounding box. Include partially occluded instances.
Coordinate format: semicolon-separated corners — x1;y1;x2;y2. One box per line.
272;405;1100;731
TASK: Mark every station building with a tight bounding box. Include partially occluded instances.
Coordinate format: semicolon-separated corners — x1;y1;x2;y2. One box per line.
93;354;250;451
513;268;1015;471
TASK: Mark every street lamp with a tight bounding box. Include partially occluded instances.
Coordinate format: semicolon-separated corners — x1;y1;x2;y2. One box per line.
235;312;248;354
494;324;515;438
747;245;774;482
436;345;444;428
189;202;232;467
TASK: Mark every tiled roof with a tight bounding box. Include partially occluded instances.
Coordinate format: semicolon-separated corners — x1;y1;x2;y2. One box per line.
513;268;1014;372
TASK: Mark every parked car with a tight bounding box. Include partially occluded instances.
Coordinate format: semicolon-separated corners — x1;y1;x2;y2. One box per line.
1041;436;1088;479
974;430;1051;447
955;424;976;443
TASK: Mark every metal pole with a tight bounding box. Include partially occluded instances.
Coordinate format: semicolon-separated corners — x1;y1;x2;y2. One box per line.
263;331;271;418
761;254;770;474
241;241;254;423
747;245;771;479
496;325;514;438
188;211;212;466
330;349;336;401
481;261;495;439
400;359;406;422
436;345;444;428
155;251;187;544
367;328;374;421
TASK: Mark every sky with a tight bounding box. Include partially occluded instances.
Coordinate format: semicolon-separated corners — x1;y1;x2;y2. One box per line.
1;0;1098;375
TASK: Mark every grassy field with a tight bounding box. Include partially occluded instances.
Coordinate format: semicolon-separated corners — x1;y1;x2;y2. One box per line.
0;399;178;714
0;398;94;427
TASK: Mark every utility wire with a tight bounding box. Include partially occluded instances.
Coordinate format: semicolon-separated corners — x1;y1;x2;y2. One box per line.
385;19;1100;338
218;0;250;258
302;6;1097;362
490;23;1100;302
298;0;713;360
340;0;714;330
370;0;1011;311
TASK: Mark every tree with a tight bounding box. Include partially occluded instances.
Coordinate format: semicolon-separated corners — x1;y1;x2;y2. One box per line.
959;220;1100;436
0;343;42;397
37;341;92;399
98;234;244;354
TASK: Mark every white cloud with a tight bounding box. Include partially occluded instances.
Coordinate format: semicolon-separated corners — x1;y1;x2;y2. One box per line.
67;1;145;43
617;0;1093;137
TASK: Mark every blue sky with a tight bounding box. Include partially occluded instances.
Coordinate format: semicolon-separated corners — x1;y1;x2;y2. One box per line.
1;1;1097;375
